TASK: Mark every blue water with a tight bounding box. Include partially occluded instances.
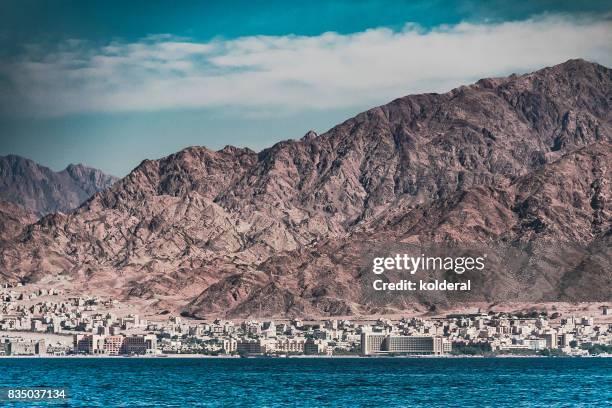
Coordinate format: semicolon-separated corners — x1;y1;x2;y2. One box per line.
0;358;610;407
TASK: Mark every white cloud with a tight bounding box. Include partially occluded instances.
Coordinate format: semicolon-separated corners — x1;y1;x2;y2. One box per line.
1;15;611;117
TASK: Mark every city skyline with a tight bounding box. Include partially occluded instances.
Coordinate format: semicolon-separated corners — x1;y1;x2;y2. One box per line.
1;282;610;357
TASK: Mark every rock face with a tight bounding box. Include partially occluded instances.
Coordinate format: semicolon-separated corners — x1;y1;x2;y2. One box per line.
0;59;610;317
0;201;37;241
0;155;118;216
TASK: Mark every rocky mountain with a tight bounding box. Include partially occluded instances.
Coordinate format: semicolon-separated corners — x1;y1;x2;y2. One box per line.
189;141;609;317
0;59;610;318
0;201;37;241
0;155;118;216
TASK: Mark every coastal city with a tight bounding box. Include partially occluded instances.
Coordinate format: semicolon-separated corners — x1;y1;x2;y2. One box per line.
1;284;610;357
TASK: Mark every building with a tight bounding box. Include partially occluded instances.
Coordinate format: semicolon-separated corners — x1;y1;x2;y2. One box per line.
361;333;451;355
559;333;573;348
361;333;387;356
73;334;157;355
541;332;559;349
74;334;105;354
104;336;124;355
123;335;157;355
523;339;547;351
237;339;276;355
276;339;305;353
4;339;46;356
304;338;327;355
222;338;237;354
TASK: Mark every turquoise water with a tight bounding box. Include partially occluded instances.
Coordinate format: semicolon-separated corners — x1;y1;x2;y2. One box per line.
0;358;611;407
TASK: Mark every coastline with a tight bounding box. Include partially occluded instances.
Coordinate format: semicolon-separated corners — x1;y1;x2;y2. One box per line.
1;354;610;359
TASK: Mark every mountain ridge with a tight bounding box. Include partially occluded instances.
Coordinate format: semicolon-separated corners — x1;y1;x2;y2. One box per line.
0;155;119;216
1;59;610;318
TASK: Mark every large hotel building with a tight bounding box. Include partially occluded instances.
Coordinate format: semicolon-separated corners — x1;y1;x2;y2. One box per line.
73;334;157;355
361;333;452;355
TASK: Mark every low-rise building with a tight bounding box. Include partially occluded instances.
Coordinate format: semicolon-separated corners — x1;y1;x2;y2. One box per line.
73;334;158;355
4;339;46;356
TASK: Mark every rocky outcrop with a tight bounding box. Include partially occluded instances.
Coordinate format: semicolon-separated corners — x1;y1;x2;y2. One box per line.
0;201;37;241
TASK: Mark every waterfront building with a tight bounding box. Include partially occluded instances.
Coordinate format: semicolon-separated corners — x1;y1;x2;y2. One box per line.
361;333;451;355
3;339;46;356
559;333;573;348
123;334;157;355
73;334;158;355
222;338;237;354
104;336;124;355
361;333;387;356
237;339;276;355
74;334;105;354
276;338;305;353
521;339;547;350
541;332;559;349
304;338;327;355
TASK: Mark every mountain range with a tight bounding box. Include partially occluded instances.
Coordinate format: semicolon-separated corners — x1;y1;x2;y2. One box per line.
0;155;118;216
0;59;609;318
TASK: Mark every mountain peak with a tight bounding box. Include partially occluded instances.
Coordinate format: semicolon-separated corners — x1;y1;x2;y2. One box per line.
301;130;319;141
550;58;600;70
0;156;117;216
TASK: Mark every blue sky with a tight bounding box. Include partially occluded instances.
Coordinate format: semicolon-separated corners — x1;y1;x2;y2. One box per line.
1;0;611;176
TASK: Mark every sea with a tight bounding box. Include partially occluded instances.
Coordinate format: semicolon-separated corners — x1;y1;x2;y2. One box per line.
0;357;610;407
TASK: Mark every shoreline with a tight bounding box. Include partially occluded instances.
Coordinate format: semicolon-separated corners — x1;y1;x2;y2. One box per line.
1;354;609;359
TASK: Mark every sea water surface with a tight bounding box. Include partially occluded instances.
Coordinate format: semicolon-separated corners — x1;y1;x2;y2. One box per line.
0;357;611;407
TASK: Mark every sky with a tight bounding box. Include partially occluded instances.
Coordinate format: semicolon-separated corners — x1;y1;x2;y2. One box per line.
0;1;611;176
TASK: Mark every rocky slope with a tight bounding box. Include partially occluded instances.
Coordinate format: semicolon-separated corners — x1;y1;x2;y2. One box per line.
0;155;118;216
0;59;610;317
0;201;37;241
190;141;609;317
